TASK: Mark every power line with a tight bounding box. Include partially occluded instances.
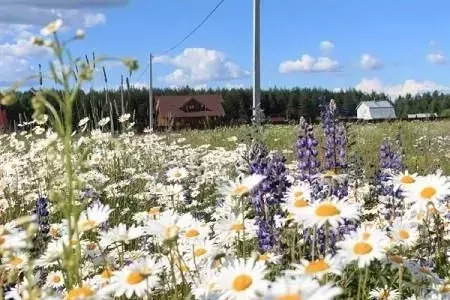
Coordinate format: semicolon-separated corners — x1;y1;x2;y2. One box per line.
158;0;226;56
135;0;226;84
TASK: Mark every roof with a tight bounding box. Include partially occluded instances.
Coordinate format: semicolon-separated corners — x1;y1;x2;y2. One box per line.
357;100;394;110
156;95;225;118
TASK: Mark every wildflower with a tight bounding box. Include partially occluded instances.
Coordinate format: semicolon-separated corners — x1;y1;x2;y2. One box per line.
291;254;341;280
78;202;113;232
302;197;359;228
404;173;450;212
76;29;85;39
336;228;387;268
296;117;320;183
98;117;110;127
107;264;156;298
65;285;96;300
221;174;266;198
118;113;131;123
392;170;418;191
216;259;267;300
78;117;90;127
41;19;63;36
369;286;401;300
45;271;64;289
266;275;341;300
166;167;188;182
390;219;419;247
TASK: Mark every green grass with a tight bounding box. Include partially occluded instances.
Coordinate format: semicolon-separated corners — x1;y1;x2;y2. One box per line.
170;119;450;175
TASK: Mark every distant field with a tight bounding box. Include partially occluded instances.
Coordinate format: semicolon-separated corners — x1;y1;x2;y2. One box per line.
169;119;450;175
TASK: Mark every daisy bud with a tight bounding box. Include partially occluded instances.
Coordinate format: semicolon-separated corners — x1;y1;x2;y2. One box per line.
76;29;85;39
31;36;44;46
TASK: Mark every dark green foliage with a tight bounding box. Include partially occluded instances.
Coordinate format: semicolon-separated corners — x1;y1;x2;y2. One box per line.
3;87;450;131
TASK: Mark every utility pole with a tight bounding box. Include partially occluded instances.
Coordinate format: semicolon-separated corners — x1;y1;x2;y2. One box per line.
149;53;154;131
253;0;261;125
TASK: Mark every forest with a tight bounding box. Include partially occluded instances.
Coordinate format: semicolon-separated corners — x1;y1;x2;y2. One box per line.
3;86;450;130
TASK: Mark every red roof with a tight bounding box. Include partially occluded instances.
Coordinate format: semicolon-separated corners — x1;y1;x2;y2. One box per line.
156;95;225;118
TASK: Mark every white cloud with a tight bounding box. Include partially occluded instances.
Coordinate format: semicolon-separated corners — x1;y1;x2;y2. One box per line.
155;48;249;86
360;54;383;70
0;0;125;9
320;40;334;54
224;83;245;89
426;52;446;65
279;54;340;73
83;12;106;27
355;77;450;98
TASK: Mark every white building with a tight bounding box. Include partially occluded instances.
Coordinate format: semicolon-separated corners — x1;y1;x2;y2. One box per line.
407;113;438;119
356;101;396;120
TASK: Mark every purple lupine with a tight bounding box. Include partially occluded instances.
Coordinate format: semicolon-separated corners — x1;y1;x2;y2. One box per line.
34;195;50;234
321;100;347;172
321;99;348;199
375;140;404;221
296;117;320;183
247;141;290;252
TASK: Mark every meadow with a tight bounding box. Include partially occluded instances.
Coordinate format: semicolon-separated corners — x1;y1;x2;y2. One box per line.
1;20;450;300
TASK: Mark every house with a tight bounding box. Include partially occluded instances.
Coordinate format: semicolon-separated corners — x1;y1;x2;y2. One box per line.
407;113;438;119
356;101;396;120
155;95;225;128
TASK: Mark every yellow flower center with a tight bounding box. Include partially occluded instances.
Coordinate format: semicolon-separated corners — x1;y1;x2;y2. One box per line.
10;256;23;266
101;268;114;279
293;191;303;198
276;294;302;300
126;272;145;285
324;170;337;177
232;274;253;292
148;207;160;216
420;186;437;199
315;203;341;217
231;223;244;231
353;242;373;255
80;220;97;231
400;175;415;184
87;243;96;250
294;198;308;208
52;275;61;283
305;259;330;274
232;185;249;196
388;255;404;264
66;287;95;300
258;254;269;261
194;248;207;257
185;229;200;238
398;230;410;240
174;171;182;177
49;227;58;238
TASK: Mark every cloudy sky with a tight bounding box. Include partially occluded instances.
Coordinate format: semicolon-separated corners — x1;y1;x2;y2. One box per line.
2;0;450;98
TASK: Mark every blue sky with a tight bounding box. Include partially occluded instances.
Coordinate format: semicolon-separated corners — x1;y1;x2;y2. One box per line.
2;0;450;98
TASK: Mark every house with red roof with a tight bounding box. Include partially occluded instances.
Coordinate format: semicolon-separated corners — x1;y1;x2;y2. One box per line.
155;95;225;128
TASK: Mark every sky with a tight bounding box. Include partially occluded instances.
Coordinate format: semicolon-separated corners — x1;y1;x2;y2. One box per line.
2;0;450;98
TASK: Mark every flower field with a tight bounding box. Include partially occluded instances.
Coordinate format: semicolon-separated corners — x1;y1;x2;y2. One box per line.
1;21;450;300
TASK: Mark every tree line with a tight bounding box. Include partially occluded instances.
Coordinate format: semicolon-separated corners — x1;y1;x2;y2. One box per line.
3;87;450;131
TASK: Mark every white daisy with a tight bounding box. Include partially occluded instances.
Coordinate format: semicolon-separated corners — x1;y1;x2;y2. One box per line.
45;271;64;289
302;197;360;228
369;286;401;300
291;254;341;280
221;174;266;198
40;19;63;36
390;219;419;247
216;258;267;300
266;275;341;300
2;253;28;271
214;213;258;245
145;210;182;243
107;265;155;298
336;228;387;268
78;202;113;232
392;170;418;192
99;224;146;248
282;183;312;220
166;167;189;182
403;174;450;212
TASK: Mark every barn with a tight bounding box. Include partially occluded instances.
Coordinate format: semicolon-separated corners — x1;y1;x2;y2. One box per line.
356;101;396;120
155;95;225;128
